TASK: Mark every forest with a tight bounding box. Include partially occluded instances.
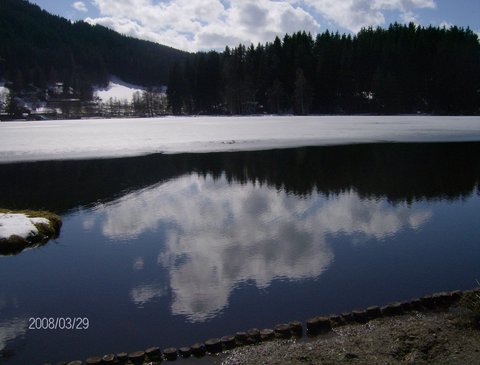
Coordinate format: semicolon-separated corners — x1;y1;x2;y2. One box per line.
167;24;480;115
0;0;188;93
0;0;479;116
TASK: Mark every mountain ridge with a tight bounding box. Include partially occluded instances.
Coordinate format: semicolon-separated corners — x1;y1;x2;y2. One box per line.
0;0;190;90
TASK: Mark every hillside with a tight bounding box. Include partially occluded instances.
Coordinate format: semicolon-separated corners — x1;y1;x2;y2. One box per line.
0;0;190;92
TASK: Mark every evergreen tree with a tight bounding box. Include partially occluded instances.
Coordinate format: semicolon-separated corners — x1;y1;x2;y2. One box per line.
294;68;308;115
0;0;189;100
3;0;478;117
167;63;187;115
166;25;479;116
5;92;21;117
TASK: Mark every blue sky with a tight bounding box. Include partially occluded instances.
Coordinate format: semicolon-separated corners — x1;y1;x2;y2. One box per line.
29;0;480;52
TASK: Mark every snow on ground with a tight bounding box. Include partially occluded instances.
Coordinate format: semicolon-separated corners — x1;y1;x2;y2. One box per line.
0;115;480;163
0;81;9;98
0;213;49;240
94;77;144;102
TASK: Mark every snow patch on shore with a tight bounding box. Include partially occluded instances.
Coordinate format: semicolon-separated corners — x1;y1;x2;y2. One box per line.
0;213;49;240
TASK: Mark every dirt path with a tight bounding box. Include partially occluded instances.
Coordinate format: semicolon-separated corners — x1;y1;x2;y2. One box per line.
217;310;480;365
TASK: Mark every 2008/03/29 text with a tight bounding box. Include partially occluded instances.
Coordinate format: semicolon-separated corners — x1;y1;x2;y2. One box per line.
28;317;89;330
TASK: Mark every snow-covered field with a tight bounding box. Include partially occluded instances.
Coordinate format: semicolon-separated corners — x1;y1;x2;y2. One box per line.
0;115;480;163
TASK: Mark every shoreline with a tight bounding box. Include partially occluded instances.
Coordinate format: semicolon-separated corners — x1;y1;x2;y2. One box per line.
217;288;480;365
217;309;480;365
1;116;480;163
58;288;480;365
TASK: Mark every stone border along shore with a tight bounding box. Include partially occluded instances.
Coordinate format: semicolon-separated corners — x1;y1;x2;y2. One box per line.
46;288;479;365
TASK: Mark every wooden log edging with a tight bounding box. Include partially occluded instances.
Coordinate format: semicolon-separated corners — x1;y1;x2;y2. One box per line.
49;288;477;365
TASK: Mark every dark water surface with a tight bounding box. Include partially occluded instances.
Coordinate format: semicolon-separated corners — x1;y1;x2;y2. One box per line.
1;143;480;364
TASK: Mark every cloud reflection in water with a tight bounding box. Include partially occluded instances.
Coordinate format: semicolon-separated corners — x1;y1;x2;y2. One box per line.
89;174;432;322
0;318;27;352
130;284;167;307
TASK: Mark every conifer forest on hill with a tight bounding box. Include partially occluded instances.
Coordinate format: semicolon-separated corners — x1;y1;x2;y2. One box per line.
0;0;479;116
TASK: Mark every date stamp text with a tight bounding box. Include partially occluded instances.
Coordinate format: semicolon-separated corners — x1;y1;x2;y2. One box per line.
28;317;89;330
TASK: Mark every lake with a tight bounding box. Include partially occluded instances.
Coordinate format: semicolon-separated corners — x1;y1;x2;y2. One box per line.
1;142;480;364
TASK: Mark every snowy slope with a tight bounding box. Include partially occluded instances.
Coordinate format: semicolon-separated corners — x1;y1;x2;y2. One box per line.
0;115;479;163
0;82;9;97
95;77;144;102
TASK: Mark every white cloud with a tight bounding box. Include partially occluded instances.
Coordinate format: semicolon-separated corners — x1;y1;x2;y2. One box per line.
130;283;166;306
302;0;436;32
89;173;432;321
401;11;418;23
133;257;144;270
83;0;439;50
439;20;453;28
86;0;320;51
83;0;439;51
73;1;88;13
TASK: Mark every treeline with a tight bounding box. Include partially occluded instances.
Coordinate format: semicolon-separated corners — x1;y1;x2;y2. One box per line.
167;23;480;115
1;89;169;119
98;89;168;118
0;0;188;97
2;143;479;213
1;0;479;116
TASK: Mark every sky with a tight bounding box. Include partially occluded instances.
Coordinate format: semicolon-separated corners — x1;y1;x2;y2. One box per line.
29;0;480;52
